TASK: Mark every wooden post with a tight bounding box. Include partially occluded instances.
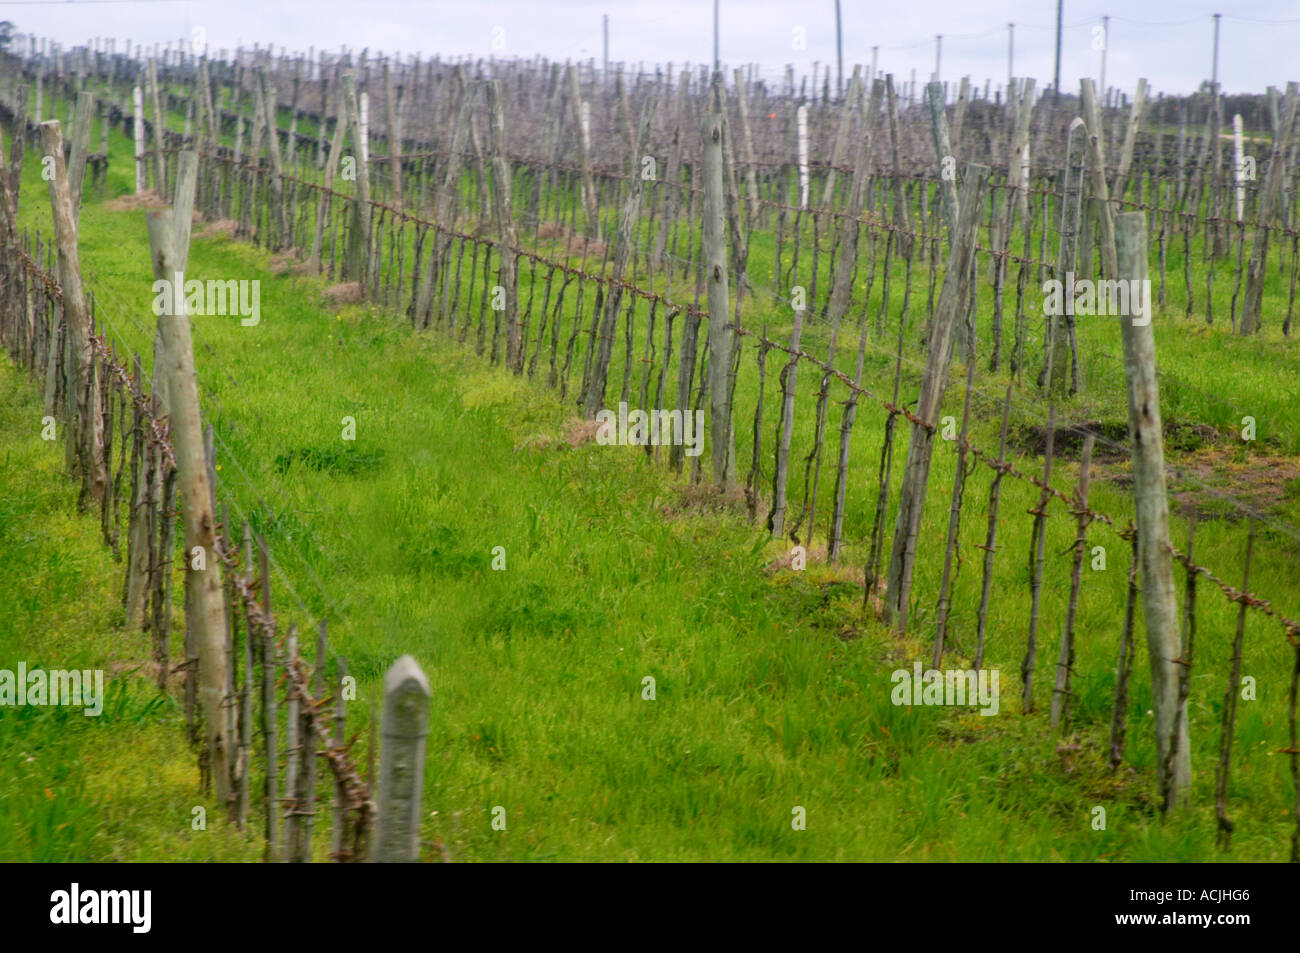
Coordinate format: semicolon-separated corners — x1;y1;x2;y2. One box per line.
1232;114;1245;223
238;523;254;830
883;163;990;631
309;85;347;273
820;65;861;208
67;91;94;225
768;302;804;538
1079;79;1117;279
884;76;911;260
331;656;348;861
7;82;27;214
372;655;430;863
145;197;232;806
582;99;656;416
804;127;874;544
796;104;809;208
926;81;958;237
567;65;601;241
283;624;300;863
1021;406;1056;714
1241;82;1299;335
1115;210;1190;808
653;71;691;271
298;620;324;862
973;385;1013;670
1111;79;1148;201
147;58;166;192
414;69;473;329
258;533;279;859
703;80;735;488
124;352;151;629
732;67;760;227
1044;116;1086;395
383;61;403;209
197;59;218;208
931;340;976;666
40;120;107;509
951;76;970;155
256;68;287;250
1051;433;1094;728
1109;531;1140;768
1216;522;1254;845
341;71;371;285
485;81;520;370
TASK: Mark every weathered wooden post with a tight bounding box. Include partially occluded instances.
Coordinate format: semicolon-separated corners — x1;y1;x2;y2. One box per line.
768;299;804;538
372;655;430;863
147;58;166;192
1044;116;1087;395
383;61;403;209
67;91;94;223
1241;82;1299;335
485;81;520;370
820;65;861;208
703;78;735;488
413;69;473;329
283;623;300;863
331;656;349;861
732;67;760;227
133;85;145;194
257;533;279;859
926;81;958;237
567;64;601;241
1111;79;1148;202
883;163;990;631
237;523;254;830
1231;114;1244;223
1079;79;1117;278
309;85;347;274
123;351;152;629
297;619;325;861
1051;433;1094;728
145;196;233;806
1115;210;1190;808
341;71;372;285
256;67;287;251
582;98;656;416
358;89;369;166
796;103;809;208
805;126;875;546
40;120;107;509
1216;522;1254;845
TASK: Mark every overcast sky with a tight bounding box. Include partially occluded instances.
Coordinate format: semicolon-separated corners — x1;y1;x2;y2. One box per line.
6;0;1299;97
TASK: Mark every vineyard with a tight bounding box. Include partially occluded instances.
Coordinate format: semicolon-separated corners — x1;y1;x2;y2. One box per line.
1;32;1299;864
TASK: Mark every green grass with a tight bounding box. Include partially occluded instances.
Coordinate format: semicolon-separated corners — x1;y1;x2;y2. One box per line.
3;82;1299;861
0;359;261;862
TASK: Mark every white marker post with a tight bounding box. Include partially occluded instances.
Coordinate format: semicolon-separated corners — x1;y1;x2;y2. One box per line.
1233;113;1245;221
133;85;145;194
359;90;369;166
796;104;809;208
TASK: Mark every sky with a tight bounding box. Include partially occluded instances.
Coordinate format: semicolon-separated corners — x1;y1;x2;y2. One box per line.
3;0;1299;97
